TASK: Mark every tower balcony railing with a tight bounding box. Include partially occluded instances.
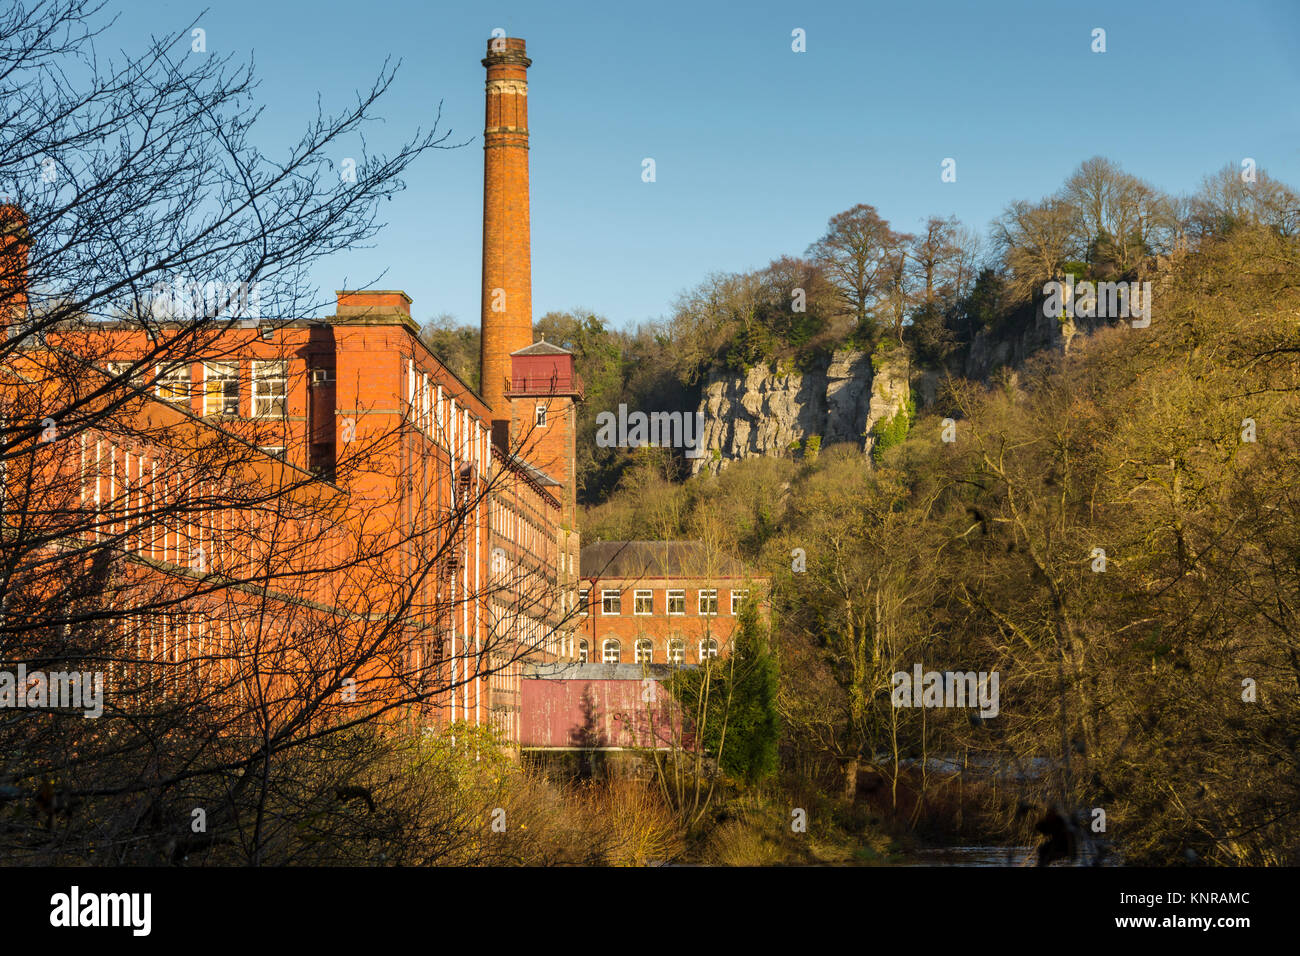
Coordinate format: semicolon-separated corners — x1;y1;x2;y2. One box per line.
505;371;584;400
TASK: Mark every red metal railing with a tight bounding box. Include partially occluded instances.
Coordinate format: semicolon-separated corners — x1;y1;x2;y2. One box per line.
505;371;585;399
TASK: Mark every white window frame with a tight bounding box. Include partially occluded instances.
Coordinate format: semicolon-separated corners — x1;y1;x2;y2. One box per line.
601;639;620;664
203;361;240;417
423;374;432;434
155;363;191;408
578;588;589;616
699;638;719;660
699;589;719;616
106;361;141;383
667;589;685;616
667;638;685;664
251;360;288;418
731;589;749;615
633;589;653;615
601;589;621;616
635;638;653;664
259;445;286;461
578;639;589;664
535;403;547;428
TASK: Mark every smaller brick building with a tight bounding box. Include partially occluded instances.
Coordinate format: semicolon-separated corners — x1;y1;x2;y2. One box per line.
577;541;763;667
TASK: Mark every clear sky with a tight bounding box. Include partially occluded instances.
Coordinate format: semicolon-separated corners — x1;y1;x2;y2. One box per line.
106;0;1300;330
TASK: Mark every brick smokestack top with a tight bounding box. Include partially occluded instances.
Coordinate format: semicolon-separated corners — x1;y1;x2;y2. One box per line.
480;36;533;442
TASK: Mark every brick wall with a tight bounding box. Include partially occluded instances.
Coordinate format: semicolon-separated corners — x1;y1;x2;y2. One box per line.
480;37;534;430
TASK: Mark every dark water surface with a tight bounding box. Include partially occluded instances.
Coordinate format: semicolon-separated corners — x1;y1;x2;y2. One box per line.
906;845;1036;867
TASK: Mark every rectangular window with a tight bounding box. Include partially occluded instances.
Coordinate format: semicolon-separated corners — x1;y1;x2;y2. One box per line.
578;588;589;616
106;361;142;384
156;364;191;408
252;360;287;417
601;589;621;615
259;445;286;461
634;589;653;615
731;589;749;615
203;361;239;416
422;374;430;433
699;589;718;616
667;589;685;615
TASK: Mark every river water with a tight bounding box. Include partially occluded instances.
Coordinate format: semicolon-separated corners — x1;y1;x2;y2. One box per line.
906;845;1036;866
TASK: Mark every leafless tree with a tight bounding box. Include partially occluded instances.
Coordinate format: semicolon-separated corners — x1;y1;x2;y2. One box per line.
807;203;910;340
992;196;1081;302
0;0;580;865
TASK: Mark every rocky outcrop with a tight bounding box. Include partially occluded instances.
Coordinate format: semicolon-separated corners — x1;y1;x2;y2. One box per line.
962;264;1175;380
691;349;911;475
963;302;1101;381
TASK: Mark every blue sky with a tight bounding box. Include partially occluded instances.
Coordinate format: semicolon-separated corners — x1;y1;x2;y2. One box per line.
109;0;1300;330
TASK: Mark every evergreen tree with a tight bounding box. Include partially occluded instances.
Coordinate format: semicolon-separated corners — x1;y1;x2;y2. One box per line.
721;597;781;784
672;596;780;785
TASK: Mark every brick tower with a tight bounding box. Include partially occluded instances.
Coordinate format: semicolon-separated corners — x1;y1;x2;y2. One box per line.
506;340;584;527
0;204;30;330
480;36;534;445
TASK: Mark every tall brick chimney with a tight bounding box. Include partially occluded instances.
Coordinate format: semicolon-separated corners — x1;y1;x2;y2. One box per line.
480;36;533;445
0;204;30;329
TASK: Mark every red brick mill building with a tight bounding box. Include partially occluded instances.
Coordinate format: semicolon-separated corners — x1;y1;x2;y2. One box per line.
3;36;763;757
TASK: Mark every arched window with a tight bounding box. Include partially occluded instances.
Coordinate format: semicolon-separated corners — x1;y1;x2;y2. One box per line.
578;639;589;663
635;638;653;664
667;638;685;665
699;638;718;661
602;638;621;664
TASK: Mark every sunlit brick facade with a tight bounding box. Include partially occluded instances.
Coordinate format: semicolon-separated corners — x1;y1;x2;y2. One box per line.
3;35;762;756
576;542;761;668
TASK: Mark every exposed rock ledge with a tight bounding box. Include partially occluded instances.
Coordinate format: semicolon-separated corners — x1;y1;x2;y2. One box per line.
691;349;910;476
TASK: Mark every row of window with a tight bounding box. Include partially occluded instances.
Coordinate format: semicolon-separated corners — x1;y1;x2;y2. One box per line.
577;637;718;664
579;588;749;617
108;360;288;419
406;360;492;478
79;432;304;568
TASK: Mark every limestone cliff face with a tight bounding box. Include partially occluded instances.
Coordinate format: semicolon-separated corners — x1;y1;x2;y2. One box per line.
963;302;1104;381
962;259;1177;380
691;349;911;476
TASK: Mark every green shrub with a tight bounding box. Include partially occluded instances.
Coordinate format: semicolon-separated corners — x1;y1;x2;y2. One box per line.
870;402;912;463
